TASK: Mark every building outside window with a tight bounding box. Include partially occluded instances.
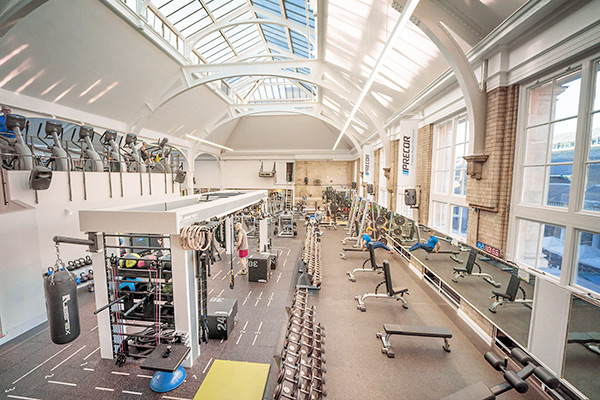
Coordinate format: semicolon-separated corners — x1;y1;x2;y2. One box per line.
430;115;469;240
511;56;600;294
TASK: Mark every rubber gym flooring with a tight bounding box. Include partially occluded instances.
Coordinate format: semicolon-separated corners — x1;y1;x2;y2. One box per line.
0;221;548;400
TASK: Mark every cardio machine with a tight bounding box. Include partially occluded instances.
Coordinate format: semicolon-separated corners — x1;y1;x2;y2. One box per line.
37;120;69;171
123;133;146;173
152;138;172;173
71;126;103;172
0;114;33;170
100;129;126;172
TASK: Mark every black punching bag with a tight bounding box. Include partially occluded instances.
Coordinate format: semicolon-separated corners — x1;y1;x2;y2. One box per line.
44;269;81;344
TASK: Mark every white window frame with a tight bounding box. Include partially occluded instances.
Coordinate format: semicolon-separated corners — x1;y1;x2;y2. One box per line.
508;54;600;294
429;113;470;239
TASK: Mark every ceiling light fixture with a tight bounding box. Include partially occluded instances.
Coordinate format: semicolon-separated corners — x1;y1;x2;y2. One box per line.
332;0;420;150
186;134;233;152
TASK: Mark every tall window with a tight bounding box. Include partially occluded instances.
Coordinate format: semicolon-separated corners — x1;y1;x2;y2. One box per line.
522;72;581;208
430;115;470;240
512;55;600;294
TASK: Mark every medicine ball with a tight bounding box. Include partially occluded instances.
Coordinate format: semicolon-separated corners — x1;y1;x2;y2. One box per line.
120;253;141;268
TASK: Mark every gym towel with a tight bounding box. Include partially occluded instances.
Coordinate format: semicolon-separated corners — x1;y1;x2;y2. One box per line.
194;359;270;400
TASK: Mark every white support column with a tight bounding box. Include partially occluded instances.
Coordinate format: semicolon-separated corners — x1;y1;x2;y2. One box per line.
92;236;112;360
225;216;232;255
259;218;269;253
170;234;200;367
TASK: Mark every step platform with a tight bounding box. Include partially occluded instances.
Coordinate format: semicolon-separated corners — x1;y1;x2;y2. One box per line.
193;359;270;400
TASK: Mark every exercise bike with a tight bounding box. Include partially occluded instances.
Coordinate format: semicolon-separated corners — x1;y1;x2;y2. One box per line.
0;114;33;170
100;129;126;172
151;137;172;173
36;119;69;171
70;126;103;172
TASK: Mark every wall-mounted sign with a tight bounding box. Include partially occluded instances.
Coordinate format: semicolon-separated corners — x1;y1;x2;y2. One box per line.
363;145;374;184
477;241;502;258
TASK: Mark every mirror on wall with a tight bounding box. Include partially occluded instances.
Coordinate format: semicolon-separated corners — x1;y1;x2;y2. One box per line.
388;211;534;348
564;294;600;399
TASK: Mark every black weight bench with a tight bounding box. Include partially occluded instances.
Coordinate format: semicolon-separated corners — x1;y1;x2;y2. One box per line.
376;324;452;358
346;242;380;281
424;249;463;264
339;247;366;260
568;332;600;355
489;274;533;313
355;260;408;311
452;248;501;287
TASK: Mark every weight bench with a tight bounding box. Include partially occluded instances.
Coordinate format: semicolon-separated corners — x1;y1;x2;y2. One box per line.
452;248;501;287
567;331;600;355
355;260;408;311
424;249;463;264
339;247;367;260
489;274;533;313
346;242;380;281
376;324;452;358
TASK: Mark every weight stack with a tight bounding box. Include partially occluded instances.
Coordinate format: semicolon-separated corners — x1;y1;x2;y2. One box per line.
44;270;81;344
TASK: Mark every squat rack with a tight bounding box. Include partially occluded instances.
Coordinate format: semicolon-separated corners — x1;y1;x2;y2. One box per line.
79;190;268;368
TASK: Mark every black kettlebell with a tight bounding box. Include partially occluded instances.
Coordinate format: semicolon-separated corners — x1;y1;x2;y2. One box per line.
78;257;86;267
67;260;75;271
87;269;94;280
87;282;95;292
80;272;88;282
85;255;92;265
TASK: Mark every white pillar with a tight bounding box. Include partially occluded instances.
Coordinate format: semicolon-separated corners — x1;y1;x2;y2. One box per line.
170;234;200;367
92;236;112;360
225;216;232;255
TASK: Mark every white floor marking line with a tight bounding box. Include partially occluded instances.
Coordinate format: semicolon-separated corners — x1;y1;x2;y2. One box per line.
283;259;287;266
12;344;73;384
267;292;275;307
111;371;130;376
123;390;143;395
255;298;260;307
243;320;249;330
83;346;100;360
7;395;41;400
137;374;153;378
95;387;114;392
48;380;77;387
220;338;224;343
217;289;224;297
83;368;95;372
252;334;258;346
221;272;228;280
287;248;291;256
202;358;213;374
242;297;249;306
50;345;87;372
257;321;263;332
236;333;244;345
211;270;222;280
162;396;193;400
208;288;214;295
236;260;240;264
90;325;98;331
277;273;282;283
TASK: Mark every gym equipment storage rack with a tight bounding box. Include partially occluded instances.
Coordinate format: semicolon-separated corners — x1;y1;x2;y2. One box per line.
80;190;267;368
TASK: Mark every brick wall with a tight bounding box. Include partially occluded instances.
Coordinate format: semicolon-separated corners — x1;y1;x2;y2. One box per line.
294;161;353;208
416;124;434;225
466;85;519;254
389;139;399;211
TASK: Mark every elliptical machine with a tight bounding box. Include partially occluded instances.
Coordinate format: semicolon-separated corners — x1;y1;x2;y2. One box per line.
100;129;126;172
153;137;172;173
37;120;69;171
0;114;33;170
71;126;103;172
122;133;146;173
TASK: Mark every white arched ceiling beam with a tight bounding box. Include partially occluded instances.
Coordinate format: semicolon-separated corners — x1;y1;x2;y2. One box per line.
129;60;387;147
232;43;303;63
0;0;49;38
410;1;487;155
185;6;315;50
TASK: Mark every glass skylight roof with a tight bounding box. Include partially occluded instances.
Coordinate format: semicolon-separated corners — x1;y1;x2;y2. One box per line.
142;0;316;103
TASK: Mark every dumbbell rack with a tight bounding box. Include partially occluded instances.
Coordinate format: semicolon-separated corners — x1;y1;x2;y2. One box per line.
274;288;326;400
102;234;176;363
301;225;322;288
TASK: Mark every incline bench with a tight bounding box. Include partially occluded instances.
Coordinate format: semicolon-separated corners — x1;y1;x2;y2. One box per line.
355;260;409;311
376;324;452;358
346;242;380;281
452;248;501;287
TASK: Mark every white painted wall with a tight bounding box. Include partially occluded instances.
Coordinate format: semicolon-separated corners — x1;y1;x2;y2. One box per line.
0;170;181;344
194;159;221;189
202;159;294;190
